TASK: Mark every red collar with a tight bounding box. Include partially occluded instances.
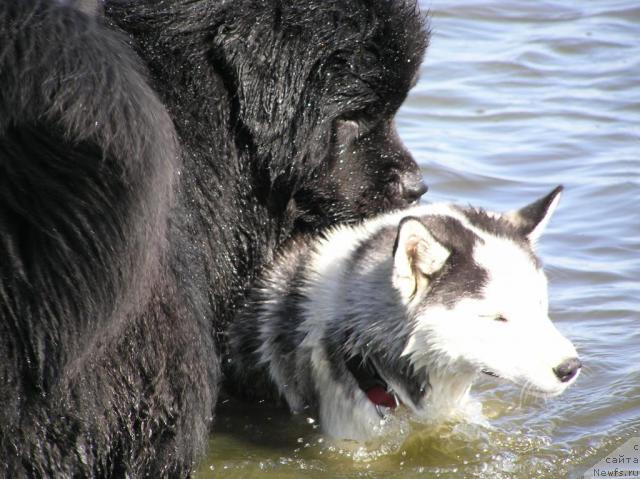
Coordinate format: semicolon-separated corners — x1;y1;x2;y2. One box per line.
366;385;400;409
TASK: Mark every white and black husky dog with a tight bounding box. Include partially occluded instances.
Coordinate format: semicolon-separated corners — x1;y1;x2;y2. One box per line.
225;186;581;439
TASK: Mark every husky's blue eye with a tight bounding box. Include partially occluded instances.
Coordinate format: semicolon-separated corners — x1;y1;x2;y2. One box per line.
495;315;508;322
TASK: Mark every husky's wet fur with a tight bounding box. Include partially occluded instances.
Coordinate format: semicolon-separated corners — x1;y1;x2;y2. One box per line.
226;187;581;439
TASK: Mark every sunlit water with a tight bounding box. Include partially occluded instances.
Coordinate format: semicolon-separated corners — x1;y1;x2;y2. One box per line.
196;1;640;477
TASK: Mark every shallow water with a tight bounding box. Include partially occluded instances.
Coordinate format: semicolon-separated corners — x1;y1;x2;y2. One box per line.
196;1;640;477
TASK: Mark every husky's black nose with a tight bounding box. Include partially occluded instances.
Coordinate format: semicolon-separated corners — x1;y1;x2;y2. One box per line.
553;357;582;383
400;173;428;203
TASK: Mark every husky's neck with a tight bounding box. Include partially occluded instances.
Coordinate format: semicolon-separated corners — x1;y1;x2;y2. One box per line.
420;362;477;417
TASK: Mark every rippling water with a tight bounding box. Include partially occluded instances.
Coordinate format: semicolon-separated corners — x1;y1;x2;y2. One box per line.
196;1;640;477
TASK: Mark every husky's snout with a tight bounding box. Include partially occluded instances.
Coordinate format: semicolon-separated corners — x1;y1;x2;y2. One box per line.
554;357;582;383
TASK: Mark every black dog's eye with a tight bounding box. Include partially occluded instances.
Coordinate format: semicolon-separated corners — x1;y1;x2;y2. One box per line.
495;315;508;322
334;119;360;147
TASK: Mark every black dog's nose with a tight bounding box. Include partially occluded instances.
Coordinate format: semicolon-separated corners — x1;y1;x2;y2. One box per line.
400;174;428;202
553;357;582;383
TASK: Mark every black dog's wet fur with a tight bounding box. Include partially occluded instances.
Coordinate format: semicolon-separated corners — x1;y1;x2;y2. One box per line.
0;0;428;476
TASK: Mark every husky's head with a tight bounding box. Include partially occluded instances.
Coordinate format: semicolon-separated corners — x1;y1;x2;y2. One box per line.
393;186;580;409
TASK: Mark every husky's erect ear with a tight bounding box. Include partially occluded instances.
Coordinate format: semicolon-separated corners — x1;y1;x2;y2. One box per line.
504;186;563;244
392;217;450;303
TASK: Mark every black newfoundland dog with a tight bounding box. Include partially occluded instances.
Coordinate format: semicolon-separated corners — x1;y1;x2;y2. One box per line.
0;0;428;476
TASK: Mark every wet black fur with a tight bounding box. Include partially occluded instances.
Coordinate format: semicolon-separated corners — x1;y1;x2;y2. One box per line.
0;0;428;476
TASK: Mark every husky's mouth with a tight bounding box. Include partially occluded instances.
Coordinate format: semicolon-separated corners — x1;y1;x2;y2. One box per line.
481;369;500;378
345;354;400;416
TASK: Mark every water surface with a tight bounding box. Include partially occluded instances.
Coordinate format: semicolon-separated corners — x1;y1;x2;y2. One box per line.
196;1;640;477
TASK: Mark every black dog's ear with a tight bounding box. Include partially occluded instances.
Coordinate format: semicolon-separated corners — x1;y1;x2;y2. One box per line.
504;186;563;243
392;216;449;304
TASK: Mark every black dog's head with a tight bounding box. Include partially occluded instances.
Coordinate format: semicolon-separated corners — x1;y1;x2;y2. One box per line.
106;0;429;232
217;0;430;230
285;0;430;230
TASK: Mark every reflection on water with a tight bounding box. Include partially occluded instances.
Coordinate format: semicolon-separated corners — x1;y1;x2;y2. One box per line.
196;0;640;477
